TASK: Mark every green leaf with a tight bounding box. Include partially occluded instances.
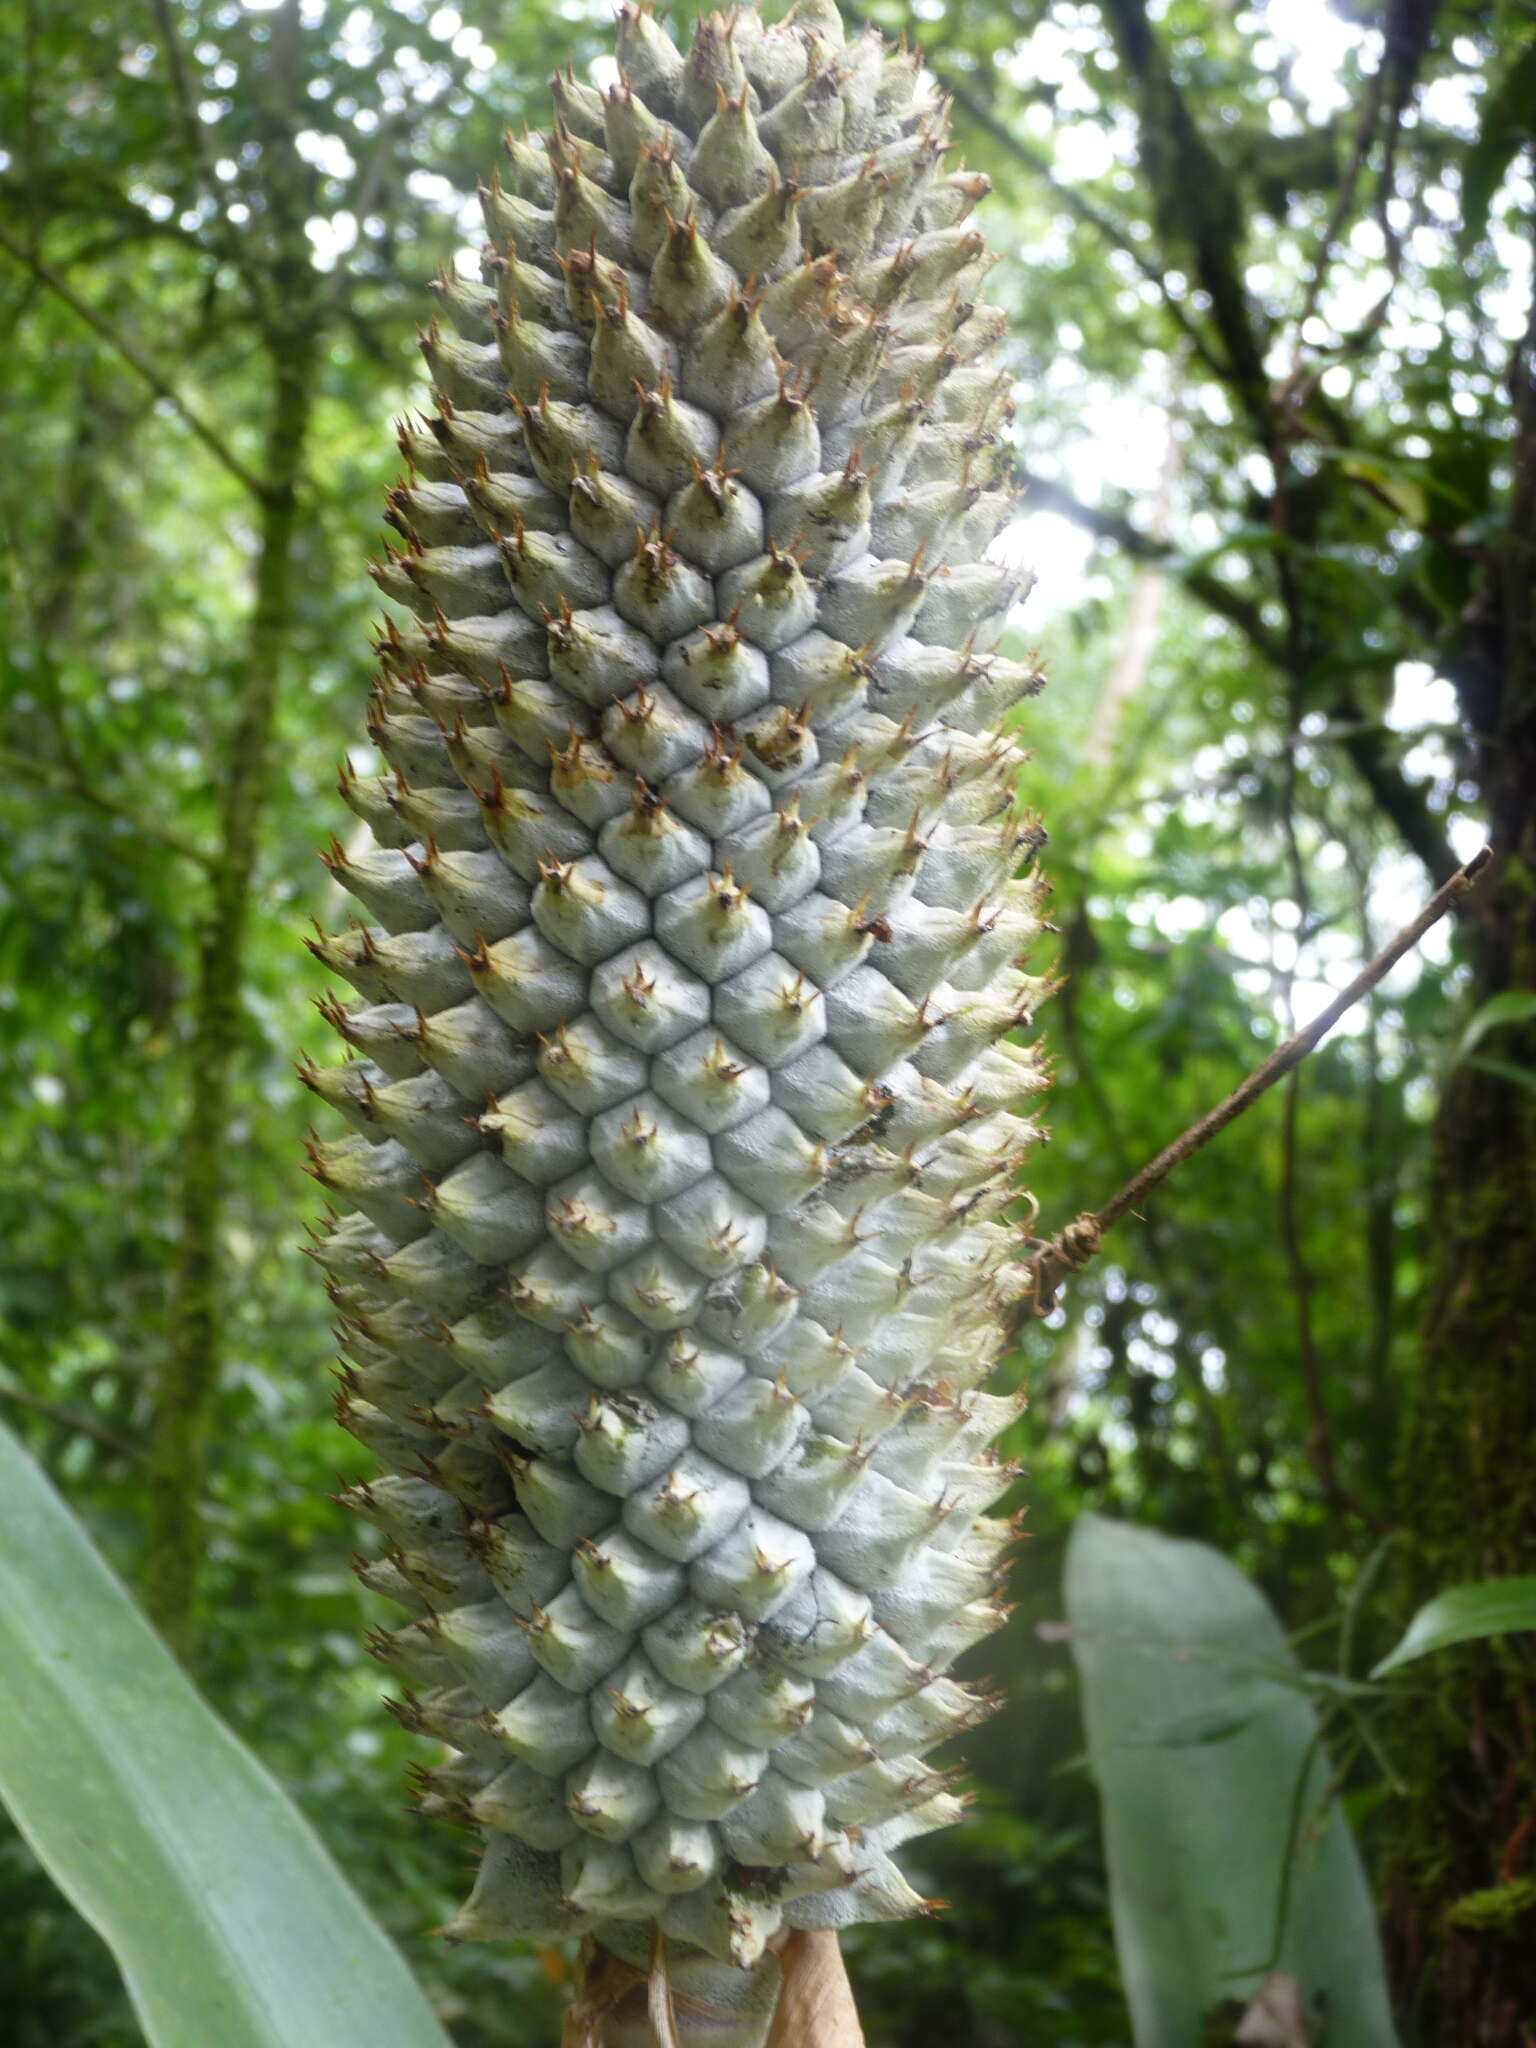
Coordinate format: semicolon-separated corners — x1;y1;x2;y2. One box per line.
1065;1514;1398;2047
1371;1577;1536;1679
0;1421;455;2048
1457;990;1536;1059
1335;455;1429;526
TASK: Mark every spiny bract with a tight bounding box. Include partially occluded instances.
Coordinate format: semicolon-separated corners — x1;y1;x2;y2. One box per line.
305;0;1048;2016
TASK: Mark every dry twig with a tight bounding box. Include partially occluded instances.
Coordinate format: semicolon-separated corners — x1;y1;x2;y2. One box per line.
1022;845;1493;1316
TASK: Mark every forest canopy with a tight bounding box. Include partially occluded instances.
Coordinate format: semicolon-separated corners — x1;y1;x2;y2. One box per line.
1;0;1532;2040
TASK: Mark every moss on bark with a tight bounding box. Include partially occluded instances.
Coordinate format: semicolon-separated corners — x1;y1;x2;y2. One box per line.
1381;280;1536;2039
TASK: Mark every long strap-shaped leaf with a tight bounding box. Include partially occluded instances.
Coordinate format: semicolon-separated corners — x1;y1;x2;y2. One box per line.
1065;1513;1398;2048
0;1420;454;2048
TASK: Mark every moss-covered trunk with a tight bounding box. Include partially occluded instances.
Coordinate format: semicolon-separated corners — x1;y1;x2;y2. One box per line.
143;343;312;1650
1381;282;1536;2042
143;0;318;1652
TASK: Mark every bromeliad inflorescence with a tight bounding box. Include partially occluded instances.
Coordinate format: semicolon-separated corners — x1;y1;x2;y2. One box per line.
303;1;1048;2035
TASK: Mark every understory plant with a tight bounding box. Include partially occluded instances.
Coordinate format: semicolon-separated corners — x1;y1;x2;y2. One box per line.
301;0;1048;2035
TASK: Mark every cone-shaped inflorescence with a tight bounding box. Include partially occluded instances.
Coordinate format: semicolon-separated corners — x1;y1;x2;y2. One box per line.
306;1;1048;2034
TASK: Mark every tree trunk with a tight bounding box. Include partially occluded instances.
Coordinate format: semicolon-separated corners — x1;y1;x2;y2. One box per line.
1380;268;1536;2043
143;0;317;1651
144;340;312;1651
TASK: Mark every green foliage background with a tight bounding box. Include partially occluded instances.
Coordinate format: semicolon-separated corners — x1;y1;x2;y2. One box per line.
1;0;1531;2040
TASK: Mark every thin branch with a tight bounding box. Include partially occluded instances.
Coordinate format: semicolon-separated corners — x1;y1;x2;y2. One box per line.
1020;466;1466;883
1342;833;1399;1436
327;115;400;310
1094;0;1269;414
0;745;216;869
1017;468;1284;659
1290;60;1388;354
1335;714;1461;888
0;223;268;499
1055;914;1246;1509
145;0;268;311
1093;845;1488;1228
1301;2;1437;392
0;171;213;258
1275;8;1438;428
1022;845;1493;1314
148;0;226;204
0;1382;141;1460
938;77;1225;377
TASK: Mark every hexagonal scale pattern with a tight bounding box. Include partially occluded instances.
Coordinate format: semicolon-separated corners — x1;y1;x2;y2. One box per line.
307;0;1049;1979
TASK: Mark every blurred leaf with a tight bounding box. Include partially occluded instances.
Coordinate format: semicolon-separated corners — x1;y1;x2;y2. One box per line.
1457;990;1536;1058
1371;1577;1536;1678
1065;1514;1398;2047
0;1420;454;2048
1336;455;1429;526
